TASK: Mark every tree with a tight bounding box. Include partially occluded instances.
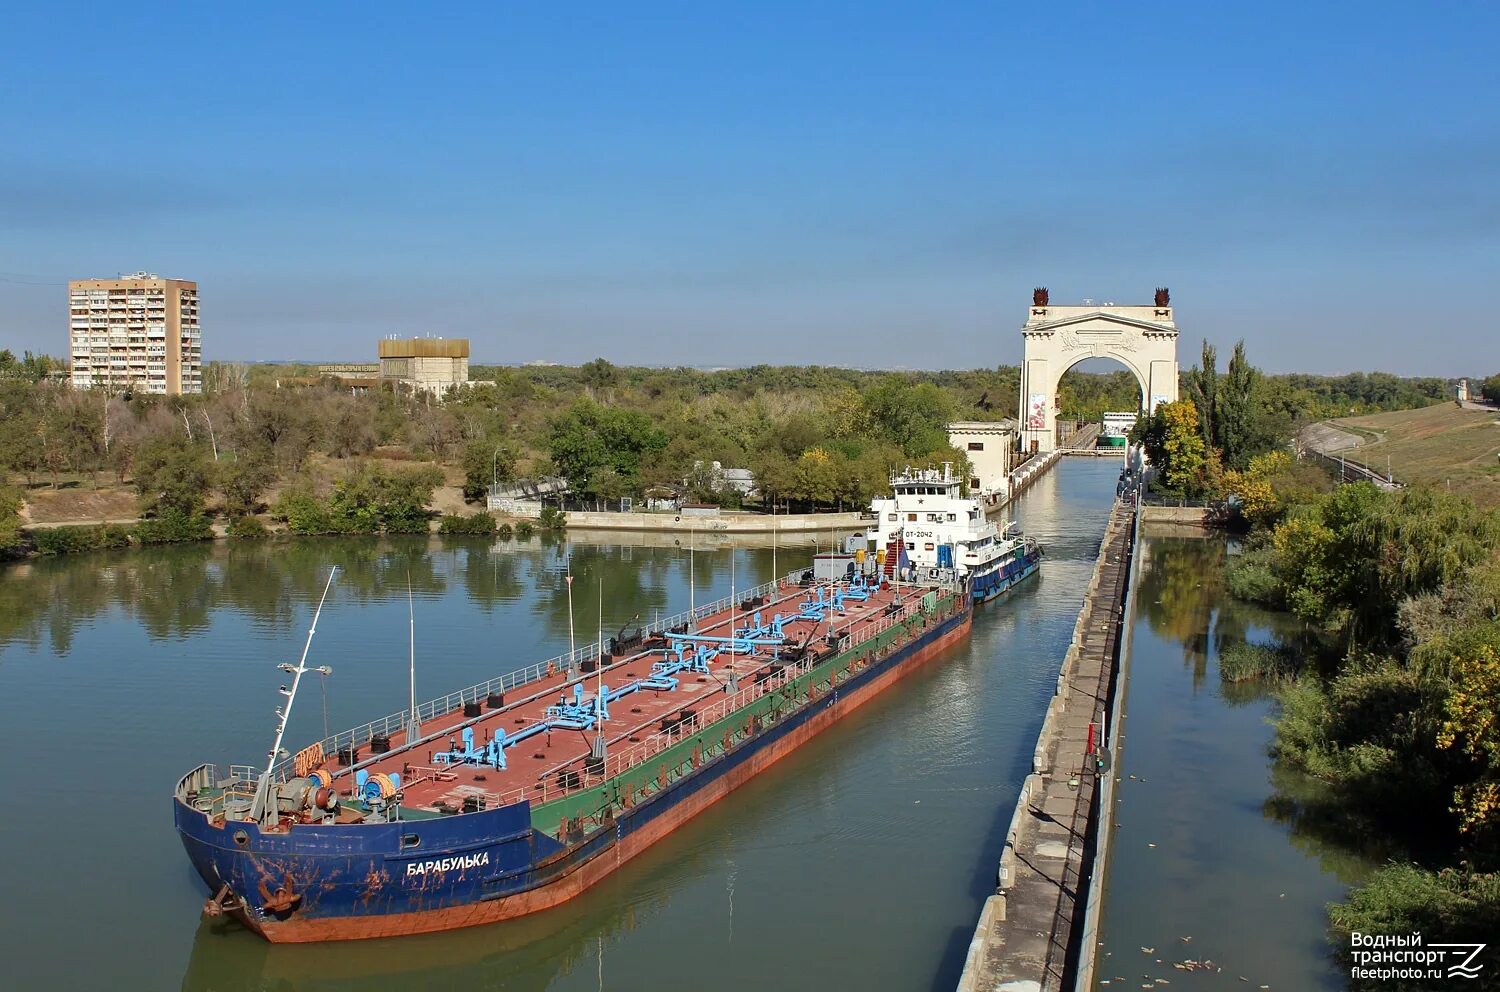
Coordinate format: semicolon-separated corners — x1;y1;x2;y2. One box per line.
1439;639;1500;834
1135;399;1207;493
244;390;319;470
0;486;23;552
548;401;667;497
1482;373;1500;404
1218;341;1266;470
862;381;952;457
218;454;276;517
1220;450;1292;527
325;393;377;457
461;440;515;503
133;438;213;516
580;358;619;390
1182;339;1218;451
791;448;840;509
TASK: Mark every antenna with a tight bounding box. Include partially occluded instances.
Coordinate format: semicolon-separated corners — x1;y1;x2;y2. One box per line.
250;566;337;823
406;572;419;743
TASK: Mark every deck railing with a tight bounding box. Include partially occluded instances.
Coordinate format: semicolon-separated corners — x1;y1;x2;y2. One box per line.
266;569;814;783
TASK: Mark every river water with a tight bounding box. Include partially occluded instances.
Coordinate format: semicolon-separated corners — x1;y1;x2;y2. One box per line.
1092;532;1377;991
0;459;1121;992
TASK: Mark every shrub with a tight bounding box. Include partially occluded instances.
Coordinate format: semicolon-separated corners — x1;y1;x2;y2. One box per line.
496;522;514;540
538;505;567;532
32;524;132;555
275;485;336;535
438;512;498;535
1330;864;1500;977
514;521;534;539
134;507;215;544
1218;641;1298;683
1224;554;1281;606
228;515;270;539
0;486;24;553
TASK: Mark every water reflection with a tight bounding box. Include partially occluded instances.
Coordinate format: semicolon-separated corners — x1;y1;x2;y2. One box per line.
1095;534;1376;992
0;533;845;659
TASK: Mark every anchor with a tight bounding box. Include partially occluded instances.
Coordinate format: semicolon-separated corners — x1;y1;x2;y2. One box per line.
257;873;303;915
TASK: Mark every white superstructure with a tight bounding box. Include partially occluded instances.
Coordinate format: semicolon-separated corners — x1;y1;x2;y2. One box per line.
865;463;1025;591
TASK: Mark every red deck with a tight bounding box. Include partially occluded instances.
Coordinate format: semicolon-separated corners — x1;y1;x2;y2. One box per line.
292;577;928;819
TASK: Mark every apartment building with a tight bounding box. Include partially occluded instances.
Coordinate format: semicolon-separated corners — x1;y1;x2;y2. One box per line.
68;273;201;394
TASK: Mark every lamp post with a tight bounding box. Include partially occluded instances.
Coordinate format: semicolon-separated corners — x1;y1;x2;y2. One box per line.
492;445;506;490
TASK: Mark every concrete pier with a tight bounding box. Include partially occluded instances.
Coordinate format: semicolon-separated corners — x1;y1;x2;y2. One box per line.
956;499;1137;992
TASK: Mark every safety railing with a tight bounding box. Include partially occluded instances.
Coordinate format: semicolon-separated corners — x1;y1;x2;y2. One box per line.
266;569;812;783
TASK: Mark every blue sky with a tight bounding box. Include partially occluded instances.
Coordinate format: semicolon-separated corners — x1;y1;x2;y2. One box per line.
2;2;1495;374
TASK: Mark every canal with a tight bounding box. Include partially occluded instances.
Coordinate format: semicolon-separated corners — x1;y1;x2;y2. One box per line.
0;459;1120;992
1092;530;1377;991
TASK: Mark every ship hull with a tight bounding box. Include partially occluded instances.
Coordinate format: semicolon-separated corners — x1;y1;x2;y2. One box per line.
971;546;1042;605
177;602;972;942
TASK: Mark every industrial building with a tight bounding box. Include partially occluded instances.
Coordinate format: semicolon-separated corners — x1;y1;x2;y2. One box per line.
377;337;469;394
947;420;1018;497
68;273;201;394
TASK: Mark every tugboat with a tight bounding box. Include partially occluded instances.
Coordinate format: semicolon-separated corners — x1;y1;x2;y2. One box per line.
867;463;1041;603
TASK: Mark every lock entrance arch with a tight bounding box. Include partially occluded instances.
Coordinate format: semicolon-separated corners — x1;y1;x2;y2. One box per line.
1018;288;1180;453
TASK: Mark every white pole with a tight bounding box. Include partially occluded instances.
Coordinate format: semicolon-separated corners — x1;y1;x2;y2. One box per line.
689;525;696;631
730;547;736;659
566;570;576;664
406;572;419;742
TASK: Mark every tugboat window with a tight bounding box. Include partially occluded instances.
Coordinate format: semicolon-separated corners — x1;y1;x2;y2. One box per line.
402;833;421;849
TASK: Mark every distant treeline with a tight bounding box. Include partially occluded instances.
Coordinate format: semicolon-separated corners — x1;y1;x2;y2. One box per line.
0;348;1463;556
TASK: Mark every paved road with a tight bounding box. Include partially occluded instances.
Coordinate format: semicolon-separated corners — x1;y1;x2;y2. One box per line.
1299;420;1366;455
1298;421;1400;489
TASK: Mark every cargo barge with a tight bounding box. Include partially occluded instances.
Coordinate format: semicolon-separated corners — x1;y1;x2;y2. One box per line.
175;559;1000;942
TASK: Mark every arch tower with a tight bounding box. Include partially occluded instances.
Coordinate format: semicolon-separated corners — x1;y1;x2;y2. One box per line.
1018;287;1179;453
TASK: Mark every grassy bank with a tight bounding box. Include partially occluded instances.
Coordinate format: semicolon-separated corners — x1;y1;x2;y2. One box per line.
1331;403;1500;506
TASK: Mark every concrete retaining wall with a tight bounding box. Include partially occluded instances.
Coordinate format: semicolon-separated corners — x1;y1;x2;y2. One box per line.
562;510;869;534
955;499;1137;992
1139;504;1209;525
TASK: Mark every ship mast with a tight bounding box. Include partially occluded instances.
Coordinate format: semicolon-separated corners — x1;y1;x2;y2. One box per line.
250;566;337;824
405;573;419;743
592;574;607;762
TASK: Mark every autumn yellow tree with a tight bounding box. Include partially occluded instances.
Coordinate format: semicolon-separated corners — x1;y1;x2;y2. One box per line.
1136;399;1207;493
1440;641;1500;833
1222;450;1292;526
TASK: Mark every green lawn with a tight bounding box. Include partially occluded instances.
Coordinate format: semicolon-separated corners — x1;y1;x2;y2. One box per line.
1332;404;1500;506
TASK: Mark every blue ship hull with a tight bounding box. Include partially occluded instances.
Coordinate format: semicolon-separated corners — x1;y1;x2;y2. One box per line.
970;546;1042;604
175;602;974;942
